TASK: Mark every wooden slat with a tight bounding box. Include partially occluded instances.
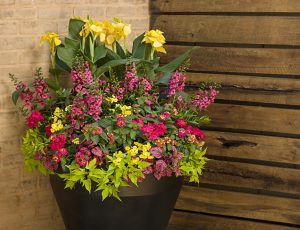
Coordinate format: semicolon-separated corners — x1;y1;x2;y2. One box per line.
154;15;300;45
153;0;300;13
204;131;300;164
161;45;300;75
202;160;300;195
185;73;300;106
205;103;300;135
168;211;299;230
176;186;300;225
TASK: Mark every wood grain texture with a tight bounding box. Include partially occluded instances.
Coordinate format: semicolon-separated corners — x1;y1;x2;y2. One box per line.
185;73;300;106
153;0;300;13
202;160;300;195
205;131;300;164
176;186;300;225
153;15;300;45
168;211;299;230
205;103;300;135
161;45;300;75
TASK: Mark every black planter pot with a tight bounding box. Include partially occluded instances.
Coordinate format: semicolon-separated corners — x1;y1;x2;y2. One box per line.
50;175;183;230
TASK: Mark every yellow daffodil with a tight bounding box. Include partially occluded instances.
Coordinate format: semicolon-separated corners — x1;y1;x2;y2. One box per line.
143;29;166;54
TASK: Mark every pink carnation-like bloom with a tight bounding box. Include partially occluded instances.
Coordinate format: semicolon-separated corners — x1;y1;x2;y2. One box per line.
132;118;144;125
116;114;125;127
49;134;66;151
26;111;44;128
141;122;167;140
186;125;206;140
178;128;188;138
159;111;171;121
57;148;68;157
175;119;187;128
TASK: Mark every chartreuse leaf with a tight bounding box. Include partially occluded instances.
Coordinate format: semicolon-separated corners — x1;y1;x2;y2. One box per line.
157;46;198;73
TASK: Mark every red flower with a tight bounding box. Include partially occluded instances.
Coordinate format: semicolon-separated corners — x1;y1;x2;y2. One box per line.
175;119;187;128
141;122;167;140
26;111;44;128
186;126;205;140
49;134;66;151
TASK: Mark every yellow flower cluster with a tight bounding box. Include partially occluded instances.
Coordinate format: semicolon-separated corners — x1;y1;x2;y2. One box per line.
51;107;64;133
143;29;166;53
40;32;61;56
112;151;124;166
115;104;132;116
133;142;153;160
72;138;80;145
105;95;118;104
79;17;131;46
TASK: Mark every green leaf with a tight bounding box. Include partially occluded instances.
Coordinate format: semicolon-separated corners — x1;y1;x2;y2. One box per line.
12;90;21;105
116;41;126;58
91;135;100;144
57;46;75;68
94;58;141;77
130;130;136;139
98;118;113;128
45;78;60;91
68;19;85;40
157;46;198;73
65;37;80;50
156;72;172;85
93;45;107;63
132;32;145;57
83;179;92;193
102;188;109;201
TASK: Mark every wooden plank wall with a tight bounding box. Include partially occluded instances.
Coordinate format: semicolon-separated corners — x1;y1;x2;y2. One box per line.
151;0;300;229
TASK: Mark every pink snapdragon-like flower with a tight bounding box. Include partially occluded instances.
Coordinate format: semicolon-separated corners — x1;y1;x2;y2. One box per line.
49;134;67;151
34;78;49;105
86;94;102;120
71;61;93;92
167;71;186;97
191;86;219;110
141;122;167;140
26;111;44;128
125;70;139;92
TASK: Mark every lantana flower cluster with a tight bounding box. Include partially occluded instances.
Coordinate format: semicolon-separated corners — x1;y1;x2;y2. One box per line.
11;16;219;200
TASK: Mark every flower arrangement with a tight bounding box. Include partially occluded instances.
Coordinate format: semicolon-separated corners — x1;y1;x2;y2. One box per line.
10;16;219;200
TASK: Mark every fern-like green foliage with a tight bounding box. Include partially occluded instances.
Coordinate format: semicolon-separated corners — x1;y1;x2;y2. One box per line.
179;148;208;183
21;129;51;175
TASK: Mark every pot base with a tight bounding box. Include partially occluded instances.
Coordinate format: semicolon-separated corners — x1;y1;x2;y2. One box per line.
50;175;182;230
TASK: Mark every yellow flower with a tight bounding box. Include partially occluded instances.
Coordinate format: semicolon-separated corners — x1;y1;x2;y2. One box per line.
132;157;140;165
72;138;80;145
50;120;64;133
143;29;166;53
54;107;64;118
120;105;132;116
112;17;131;41
112;151;124;166
105;95;118;104
40;32;61;56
